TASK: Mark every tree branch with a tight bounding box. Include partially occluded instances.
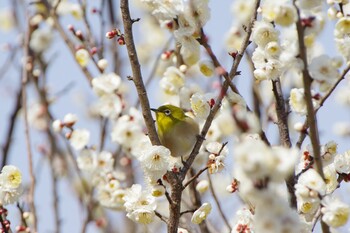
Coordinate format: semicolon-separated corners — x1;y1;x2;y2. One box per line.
120;0;160;146
21;20;38;233
293;1;329;232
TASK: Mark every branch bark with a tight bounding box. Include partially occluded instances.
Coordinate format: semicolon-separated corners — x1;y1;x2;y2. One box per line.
21;21;38;233
293;1;329;232
120;0;160;146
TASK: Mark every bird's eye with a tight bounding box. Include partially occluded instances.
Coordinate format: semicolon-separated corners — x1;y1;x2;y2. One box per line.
164;109;171;116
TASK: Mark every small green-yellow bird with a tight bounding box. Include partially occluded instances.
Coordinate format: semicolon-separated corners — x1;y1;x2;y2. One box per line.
151;105;199;158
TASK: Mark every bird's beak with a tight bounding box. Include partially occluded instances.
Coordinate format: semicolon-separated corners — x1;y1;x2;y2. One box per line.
150;108;158;112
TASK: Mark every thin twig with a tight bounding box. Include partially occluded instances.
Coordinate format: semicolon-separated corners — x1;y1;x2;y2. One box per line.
294;1;329;232
182;0;261;179
158;179;173;205
296;63;350;148
207;172;232;232
40;0;93;84
154;211;169;224
293;1;324;179
187;169;210;233
0;46;19;80
16;203;28;228
22;21;38;232
1;83;22;168
180;209;196;216
271;78;296;208
183;167;208;189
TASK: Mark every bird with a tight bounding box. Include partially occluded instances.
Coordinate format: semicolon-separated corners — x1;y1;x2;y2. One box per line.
151;104;199;158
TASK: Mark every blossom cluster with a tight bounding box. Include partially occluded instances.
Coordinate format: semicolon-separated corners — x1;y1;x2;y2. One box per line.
0;165;22;206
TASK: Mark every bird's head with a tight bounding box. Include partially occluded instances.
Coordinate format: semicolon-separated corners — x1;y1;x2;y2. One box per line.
151;105;186;130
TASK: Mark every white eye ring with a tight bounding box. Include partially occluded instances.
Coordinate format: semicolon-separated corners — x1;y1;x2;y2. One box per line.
164;109;171;116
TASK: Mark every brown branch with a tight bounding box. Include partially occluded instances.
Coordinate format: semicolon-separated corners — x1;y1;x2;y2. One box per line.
207;172;232;232
293;1;324;179
183;167;208;189
1;83;22;168
296;63;350;148
99;117;108;151
294;2;329;232
154;211;169;224
187;169;210;233
0;46;19;81
32;67;62;233
16;203;28;228
120;0;160;146
199;30;270;146
271;78;296;208
21;21;38;232
182;0;261;178
107;0;121;73
180;209;196;216
40;0;93;84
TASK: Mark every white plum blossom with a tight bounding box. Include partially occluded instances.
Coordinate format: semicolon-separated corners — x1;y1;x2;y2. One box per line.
252;47;283;81
111;117;144;149
0;166;22;189
191;203;212;224
52;119;63;132
56;1;83;19
92;73;122;97
123;184;157;224
97;59;108;71
77;149;97;172
262;2;297;27
75;49;90;67
150;185;165;197
232;207;254;233
190;92;211;120
334;17;350;60
206;142;228;174
183;0;210;27
0;165;23;205
177;228;189;233
231;0;255;24
69;128;90;150
322;196;350;228
94;94;123;119
225;25;247;51
30;28;53;53
174;28;201;66
28;102;48;130
234;138;298;182
323;165;338;193
139;145;170;182
96;151;114;171
297;169;326;196
97;180;126;209
253;195;302;233
0;8;14;31
334;150;350;174
251;21;279;48
289;88;320;115
297;0;323;10
195;180;209;193
160;66;185;95
309;55;339;90
63;113;78;125
198;60;215;77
